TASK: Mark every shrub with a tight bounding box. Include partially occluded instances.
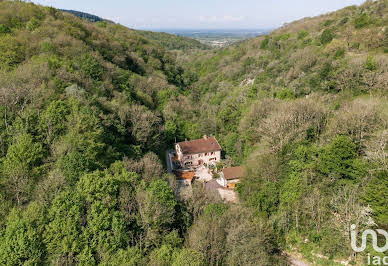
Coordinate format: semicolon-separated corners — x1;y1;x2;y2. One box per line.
339;17;349;25
320;29;334;45
260;37;269;49
365;55;377;71
276;88;296;100
324;20;335;27
297;30;309;40
334;48;345;59
354;13;371;29
0;24;11;34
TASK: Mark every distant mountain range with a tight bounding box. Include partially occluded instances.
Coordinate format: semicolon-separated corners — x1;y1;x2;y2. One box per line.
59;9;104;22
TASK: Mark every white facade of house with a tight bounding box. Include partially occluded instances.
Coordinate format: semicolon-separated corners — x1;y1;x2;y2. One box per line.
176;145;221;167
216;173;240;188
216;167;243;188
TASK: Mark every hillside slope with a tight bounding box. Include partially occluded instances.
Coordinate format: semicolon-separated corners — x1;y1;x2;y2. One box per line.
0;1;286;265
0;0;387;265
170;0;387;264
59;8;210;51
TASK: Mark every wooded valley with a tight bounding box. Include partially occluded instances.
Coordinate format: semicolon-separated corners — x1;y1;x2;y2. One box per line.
0;0;387;265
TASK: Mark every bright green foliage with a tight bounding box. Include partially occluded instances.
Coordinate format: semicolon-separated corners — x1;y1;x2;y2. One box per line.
26;17;40;31
0;35;24;68
203;203;228;217
149;244;175;266
164;120;178;142
172;248;204;266
39;100;70;144
320;29;334;45
100;246;143;266
82;201;128;257
138;179;177;229
276;88;296;100
0;203;45;266
1;134;42;204
44;191;85;264
279;172;302;212
365;55;377;71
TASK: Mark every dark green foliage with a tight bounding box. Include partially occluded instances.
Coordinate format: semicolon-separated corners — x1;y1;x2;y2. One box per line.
80;54;104;81
339;17;349;25
354;13;371;28
333;48;345;58
362;171;388;226
317;136;366;181
324;20;335;27
320;29;334;45
60;9;104;22
260;37;270;49
58;151;90;184
0;24;11;34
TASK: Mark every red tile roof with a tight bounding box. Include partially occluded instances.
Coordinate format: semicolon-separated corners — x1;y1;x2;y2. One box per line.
222;166;244;180
177;136;221;154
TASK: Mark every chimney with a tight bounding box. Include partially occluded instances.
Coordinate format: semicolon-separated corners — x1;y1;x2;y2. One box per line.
185;138;188;142
203;135;208;140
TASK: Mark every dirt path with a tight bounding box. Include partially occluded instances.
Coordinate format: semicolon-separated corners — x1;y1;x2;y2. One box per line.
283;252;310;266
288;257;310;266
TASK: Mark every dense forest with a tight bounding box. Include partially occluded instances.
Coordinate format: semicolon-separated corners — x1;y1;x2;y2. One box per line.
0;0;387;265
59;10;104;23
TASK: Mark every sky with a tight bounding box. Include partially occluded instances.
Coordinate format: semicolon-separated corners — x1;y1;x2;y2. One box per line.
32;0;366;30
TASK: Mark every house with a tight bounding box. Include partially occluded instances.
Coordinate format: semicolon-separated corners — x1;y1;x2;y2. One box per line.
217;166;244;189
175;135;221;168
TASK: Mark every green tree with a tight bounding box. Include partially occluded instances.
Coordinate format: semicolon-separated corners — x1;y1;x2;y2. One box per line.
0;203;45;266
354;13;371;29
320;29;334;45
172;248;204;266
317;136;366;182
44;191;86;265
1;133;42;204
100;246;143;266
362;171;388;226
38;100;70;145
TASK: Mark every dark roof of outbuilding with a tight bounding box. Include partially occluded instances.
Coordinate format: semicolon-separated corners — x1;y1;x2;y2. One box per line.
177;136;221;154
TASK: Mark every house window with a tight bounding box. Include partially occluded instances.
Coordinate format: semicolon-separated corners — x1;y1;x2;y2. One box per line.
211;152;214;155
205;153;208;156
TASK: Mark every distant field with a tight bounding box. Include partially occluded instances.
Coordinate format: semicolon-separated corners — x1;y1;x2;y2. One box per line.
150;29;271;47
